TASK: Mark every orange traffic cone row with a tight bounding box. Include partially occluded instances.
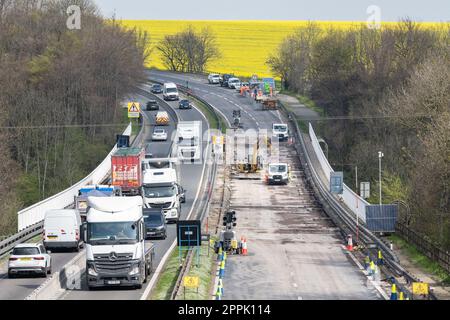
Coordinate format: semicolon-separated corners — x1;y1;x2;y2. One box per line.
242;238;248;255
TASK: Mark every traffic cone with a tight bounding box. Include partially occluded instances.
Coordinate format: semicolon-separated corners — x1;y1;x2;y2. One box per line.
377;250;384;266
215;283;222;300
369;261;375;276
364;255;370;269
346;235;353;251
242;238;248;255
218;279;224;296
219;260;225;278
218;246;223;261
390;284;398;300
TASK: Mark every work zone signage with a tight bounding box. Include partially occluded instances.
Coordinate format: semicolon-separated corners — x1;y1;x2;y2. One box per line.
183;276;199;289
127;102;141;118
412;282;429;295
177;220;201;247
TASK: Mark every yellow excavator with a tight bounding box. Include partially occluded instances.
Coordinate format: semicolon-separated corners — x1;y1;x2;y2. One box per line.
236;135;272;173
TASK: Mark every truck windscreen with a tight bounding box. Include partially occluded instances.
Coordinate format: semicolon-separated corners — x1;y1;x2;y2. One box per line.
87;222;138;244
179;137;199;146
166;88;177;93
143;185;176;198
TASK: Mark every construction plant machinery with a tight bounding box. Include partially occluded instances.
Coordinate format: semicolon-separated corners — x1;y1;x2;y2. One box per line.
231;131;272;175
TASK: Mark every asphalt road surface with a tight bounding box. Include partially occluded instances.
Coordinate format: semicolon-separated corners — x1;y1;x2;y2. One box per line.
148;70;382;300
60;89;209;300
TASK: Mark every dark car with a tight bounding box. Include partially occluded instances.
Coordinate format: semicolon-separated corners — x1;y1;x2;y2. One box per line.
151;84;163;94
179;99;192;110
220;74;234;87
146;100;160;111
143;208;167;240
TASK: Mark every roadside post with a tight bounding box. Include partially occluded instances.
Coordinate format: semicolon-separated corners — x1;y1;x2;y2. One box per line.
183;276;199;300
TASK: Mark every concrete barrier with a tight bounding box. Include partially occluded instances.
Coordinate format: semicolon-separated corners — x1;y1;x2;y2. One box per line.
25;251;86;300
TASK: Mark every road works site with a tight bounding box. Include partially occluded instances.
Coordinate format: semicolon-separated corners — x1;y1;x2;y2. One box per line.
0;71;440;301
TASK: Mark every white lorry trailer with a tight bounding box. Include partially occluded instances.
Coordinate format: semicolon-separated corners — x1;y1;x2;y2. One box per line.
177;121;202;162
82;196;154;289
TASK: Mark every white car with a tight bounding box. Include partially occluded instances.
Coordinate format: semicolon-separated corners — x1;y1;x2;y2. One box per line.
152;128;168;141
8;243;52;278
208;73;221;84
227;77;241;89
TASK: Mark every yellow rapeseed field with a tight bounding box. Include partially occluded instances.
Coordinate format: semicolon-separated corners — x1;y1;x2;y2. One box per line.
121;20;446;78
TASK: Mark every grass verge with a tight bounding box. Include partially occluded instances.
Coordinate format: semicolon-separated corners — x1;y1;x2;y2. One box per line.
190;96;228;133
176;241;217;300
281;90;324;117
149;248;187;300
121;108;141;136
389;234;450;285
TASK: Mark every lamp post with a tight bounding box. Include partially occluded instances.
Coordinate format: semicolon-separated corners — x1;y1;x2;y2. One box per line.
378;151;384;207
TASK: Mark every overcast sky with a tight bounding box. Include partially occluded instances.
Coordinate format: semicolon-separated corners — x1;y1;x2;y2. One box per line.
93;0;449;22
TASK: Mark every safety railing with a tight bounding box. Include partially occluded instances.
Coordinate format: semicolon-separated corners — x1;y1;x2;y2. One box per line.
308;123;369;223
279;100;439;299
0;123;134;259
17;123;132;231
397;222;450;274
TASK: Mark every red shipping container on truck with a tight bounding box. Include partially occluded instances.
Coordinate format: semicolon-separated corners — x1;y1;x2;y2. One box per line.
111;147;144;195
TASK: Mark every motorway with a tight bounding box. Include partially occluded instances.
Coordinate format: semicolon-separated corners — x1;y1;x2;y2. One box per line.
148;70;382;300
0;86;209;300
0;70;381;300
60;89;209;300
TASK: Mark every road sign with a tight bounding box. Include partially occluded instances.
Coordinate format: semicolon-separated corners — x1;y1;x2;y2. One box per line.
412;282;429;295
127;102;140;118
183;276;199;288
330;172;344;194
360;182;370;199
177;220;201;247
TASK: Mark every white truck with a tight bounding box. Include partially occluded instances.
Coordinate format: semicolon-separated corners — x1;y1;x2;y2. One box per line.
177;121;201;162
82;196;154;289
141;165;185;222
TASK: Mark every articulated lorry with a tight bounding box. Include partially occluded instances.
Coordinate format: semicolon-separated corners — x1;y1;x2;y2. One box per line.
111;147;144;195
82;196;154;289
177;121;202;162
141;163;185;223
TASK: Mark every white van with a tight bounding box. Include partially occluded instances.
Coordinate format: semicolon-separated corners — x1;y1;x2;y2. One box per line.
43;209;82;251
163;82;179;101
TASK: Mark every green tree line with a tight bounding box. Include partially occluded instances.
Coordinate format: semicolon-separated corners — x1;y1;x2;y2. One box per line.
0;0;150;234
268;20;450;248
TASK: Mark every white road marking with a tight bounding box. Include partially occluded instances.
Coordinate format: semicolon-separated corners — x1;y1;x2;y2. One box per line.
140;95;211;300
343;245;389;300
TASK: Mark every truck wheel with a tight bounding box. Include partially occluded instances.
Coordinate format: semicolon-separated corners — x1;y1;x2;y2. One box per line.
8;271;14;279
143;268;148;283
